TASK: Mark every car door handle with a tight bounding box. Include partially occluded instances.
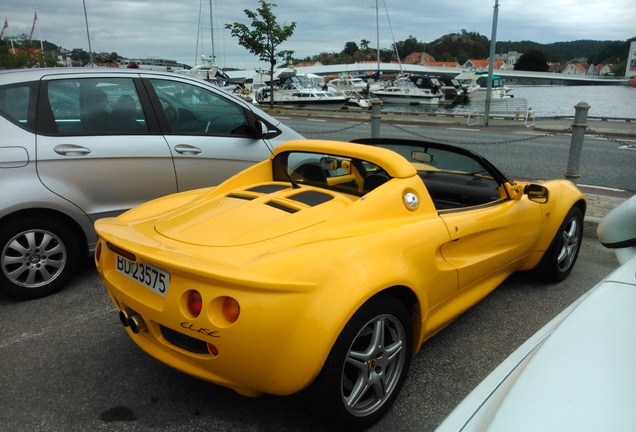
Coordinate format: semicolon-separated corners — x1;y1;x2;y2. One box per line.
174;144;202;155
53;144;91;156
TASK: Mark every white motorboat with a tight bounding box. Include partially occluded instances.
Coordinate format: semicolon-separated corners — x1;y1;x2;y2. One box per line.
255;74;348;109
438;77;468;104
371;75;444;105
329;87;372;109
328;76;382;93
454;71;513;99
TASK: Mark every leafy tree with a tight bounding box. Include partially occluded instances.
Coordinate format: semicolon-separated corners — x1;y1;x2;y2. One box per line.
70;48;91;65
591;39;631;64
360;39;371;50
394;35;425;59
425;32;490;64
225;0;296;108
0;36;60;68
514;49;549;72
343;41;358;56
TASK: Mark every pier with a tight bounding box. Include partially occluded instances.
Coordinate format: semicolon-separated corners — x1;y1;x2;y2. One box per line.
292;63;632;86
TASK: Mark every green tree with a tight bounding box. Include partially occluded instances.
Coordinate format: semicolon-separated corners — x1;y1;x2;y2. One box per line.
395;35;425;59
514;49;549;72
343;41;358;56
0;36;60;68
225;0;296;108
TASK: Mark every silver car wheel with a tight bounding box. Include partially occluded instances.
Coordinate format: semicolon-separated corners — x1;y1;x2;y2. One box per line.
2;228;67;288
556;215;580;272
539;206;583;282
340;313;407;417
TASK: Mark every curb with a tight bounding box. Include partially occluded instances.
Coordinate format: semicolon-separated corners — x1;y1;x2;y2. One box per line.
534;124;636;139
583;216;601;239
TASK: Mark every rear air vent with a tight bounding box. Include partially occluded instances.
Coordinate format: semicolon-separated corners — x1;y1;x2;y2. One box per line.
227;194;254;201
265;201;299;213
247;184;289;194
288;191;334;206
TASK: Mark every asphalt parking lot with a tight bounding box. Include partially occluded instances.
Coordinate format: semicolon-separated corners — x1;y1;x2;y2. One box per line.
0;234;619;431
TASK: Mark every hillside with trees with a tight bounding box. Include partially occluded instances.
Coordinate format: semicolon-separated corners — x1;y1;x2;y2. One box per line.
298;32;634;76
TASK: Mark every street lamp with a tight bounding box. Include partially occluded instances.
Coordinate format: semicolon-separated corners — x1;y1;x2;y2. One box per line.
484;0;500;126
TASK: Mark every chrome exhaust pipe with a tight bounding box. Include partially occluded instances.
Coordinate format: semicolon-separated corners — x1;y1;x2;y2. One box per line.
129;314;147;334
119;308;135;327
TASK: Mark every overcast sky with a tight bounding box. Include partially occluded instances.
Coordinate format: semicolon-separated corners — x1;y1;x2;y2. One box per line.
2;0;634;69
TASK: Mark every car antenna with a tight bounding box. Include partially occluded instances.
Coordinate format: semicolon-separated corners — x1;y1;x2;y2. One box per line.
275;158;300;189
286;169;301;189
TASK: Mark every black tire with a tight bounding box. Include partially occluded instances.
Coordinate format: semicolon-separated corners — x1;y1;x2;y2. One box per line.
538;206;583;282
310;296;413;431
0;216;79;300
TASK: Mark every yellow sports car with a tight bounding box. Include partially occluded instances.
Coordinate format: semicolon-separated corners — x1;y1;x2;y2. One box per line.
94;138;585;430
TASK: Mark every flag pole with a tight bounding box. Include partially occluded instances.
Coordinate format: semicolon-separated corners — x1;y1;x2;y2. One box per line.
29;8;37;41
0;18;8;39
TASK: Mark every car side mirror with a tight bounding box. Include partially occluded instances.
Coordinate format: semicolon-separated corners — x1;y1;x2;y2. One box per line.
254;120;269;138
524;184;549;204
254;121;283;139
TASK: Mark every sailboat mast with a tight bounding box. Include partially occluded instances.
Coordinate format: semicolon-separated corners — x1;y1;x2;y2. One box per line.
376;0;380;76
195;0;203;65
209;0;215;62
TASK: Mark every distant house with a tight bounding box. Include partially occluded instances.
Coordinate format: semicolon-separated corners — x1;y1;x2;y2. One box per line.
423;61;461;68
404;52;435;64
562;63;588;75
548;62;566;73
561;62;613;76
495;51;523;68
294;61;324;68
594;64;613;75
461;59;512;70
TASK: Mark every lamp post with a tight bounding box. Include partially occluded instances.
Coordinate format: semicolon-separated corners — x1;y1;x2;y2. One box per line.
484;0;500;126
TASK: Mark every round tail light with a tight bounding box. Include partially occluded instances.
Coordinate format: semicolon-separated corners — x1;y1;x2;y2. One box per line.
223;297;240;323
187;290;202;317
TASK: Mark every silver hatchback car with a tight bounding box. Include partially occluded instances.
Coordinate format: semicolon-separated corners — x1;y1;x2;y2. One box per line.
0;68;303;299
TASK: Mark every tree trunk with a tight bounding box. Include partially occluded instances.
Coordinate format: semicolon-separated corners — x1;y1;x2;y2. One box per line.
269;63;275;109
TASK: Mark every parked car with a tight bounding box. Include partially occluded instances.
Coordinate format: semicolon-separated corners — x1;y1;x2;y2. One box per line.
0;68;302;300
94;138;586;430
436;195;636;432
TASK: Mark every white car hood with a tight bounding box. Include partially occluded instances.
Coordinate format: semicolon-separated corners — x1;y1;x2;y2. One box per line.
438;253;636;431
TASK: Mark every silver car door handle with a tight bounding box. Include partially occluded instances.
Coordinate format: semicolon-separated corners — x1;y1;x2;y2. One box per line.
53;144;91;156
174;144;202;155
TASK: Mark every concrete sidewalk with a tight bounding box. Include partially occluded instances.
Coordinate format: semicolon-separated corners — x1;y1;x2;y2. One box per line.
580;190;633;239
533;117;636;139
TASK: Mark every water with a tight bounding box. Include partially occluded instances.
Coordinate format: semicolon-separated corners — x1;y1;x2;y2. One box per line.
383;84;636;119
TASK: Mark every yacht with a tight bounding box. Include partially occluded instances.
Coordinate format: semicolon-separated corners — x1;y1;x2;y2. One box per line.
254;73;348;109
371;75;444;105
454;71;513;99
